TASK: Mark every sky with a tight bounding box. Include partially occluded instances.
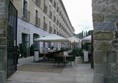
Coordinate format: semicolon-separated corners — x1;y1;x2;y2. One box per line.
62;0;93;34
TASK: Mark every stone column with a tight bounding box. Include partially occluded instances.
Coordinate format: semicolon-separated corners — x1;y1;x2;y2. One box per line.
92;0;118;83
0;0;9;83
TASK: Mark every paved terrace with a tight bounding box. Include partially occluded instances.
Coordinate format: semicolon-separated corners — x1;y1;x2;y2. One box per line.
7;56;94;83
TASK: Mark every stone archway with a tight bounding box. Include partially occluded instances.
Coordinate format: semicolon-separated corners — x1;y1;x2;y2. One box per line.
92;0;118;83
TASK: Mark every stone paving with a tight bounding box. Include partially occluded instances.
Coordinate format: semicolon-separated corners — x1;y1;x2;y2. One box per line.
7;57;94;83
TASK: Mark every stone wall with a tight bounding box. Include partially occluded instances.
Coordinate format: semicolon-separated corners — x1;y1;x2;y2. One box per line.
92;0;118;83
0;0;9;83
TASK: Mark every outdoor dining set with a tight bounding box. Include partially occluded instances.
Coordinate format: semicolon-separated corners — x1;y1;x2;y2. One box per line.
38;49;75;66
33;34;91;65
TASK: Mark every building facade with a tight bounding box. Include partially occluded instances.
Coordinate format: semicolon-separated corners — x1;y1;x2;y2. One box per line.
11;0;74;56
0;0;74;82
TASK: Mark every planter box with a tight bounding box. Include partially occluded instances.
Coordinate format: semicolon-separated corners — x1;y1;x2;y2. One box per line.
75;56;82;64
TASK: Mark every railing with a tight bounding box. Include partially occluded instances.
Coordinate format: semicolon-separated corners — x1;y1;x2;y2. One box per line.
43;22;47;31
35;16;40;27
22;8;30;22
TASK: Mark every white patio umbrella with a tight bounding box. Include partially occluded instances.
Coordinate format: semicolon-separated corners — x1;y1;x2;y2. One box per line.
67;36;81;48
34;34;68;42
34;34;68;58
67;36;80;43
82;35;91;43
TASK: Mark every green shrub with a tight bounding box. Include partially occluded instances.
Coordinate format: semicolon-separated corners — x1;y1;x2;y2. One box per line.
72;48;83;57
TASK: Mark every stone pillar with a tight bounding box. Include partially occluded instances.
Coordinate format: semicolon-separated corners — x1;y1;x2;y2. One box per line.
92;0;118;83
0;0;9;83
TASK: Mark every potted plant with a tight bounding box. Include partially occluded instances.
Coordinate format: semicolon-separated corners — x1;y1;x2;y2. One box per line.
73;48;83;64
30;44;34;56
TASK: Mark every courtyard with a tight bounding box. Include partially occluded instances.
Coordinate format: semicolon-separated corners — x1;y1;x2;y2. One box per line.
7;56;93;83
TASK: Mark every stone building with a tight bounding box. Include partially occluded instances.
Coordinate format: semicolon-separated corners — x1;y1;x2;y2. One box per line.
0;0;74;82
92;0;118;83
12;0;74;56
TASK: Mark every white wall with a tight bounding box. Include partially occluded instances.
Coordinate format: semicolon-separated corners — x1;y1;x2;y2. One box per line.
17;18;64;53
17;18;50;46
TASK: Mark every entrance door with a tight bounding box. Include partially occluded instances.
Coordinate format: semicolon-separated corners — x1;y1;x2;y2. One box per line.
22;33;30;57
7;2;18;77
33;33;40;50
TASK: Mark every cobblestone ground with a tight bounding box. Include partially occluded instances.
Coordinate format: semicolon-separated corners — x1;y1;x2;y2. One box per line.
7;57;93;83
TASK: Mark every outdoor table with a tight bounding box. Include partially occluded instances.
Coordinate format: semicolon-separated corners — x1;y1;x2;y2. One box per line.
54;52;66;66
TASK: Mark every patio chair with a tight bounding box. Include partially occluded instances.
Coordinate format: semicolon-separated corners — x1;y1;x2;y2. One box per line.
54;52;66;66
66;55;75;65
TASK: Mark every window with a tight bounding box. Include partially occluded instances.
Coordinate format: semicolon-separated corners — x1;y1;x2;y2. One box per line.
23;0;27;10
49;5;52;19
54;1;56;8
49;21;51;27
36;10;38;17
57;31;59;35
43;1;47;14
59;23;61;28
54;29;56;34
53;16;56;22
23;0;30;21
50;0;52;3
35;0;41;6
61;15;63;19
43;16;45;23
49;27;52;33
58;9;60;14
43;16;45;29
43;16;47;31
49;21;52;33
57;6;59;12
35;10;40;27
49;5;51;11
59;11;61;16
49;11;52;19
57;20;59;25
